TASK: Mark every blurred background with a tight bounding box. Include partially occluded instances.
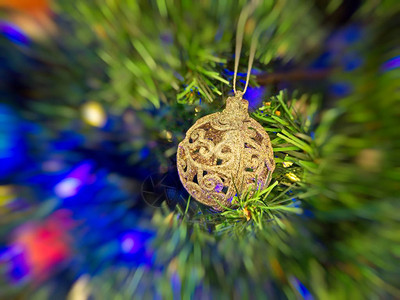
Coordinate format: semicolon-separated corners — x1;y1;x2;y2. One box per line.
0;0;399;299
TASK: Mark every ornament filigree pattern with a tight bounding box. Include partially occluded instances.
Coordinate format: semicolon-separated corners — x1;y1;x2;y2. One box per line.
177;93;275;210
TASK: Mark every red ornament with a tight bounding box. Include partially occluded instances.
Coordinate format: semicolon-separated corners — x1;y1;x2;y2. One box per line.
11;210;75;281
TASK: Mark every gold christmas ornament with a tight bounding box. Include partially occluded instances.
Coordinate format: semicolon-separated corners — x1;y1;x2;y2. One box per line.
177;91;275;210
177;1;275;210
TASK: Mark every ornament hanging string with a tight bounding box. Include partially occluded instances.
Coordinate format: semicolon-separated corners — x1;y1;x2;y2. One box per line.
233;0;260;95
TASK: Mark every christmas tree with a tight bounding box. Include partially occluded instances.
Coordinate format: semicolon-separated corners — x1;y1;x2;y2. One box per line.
0;0;399;299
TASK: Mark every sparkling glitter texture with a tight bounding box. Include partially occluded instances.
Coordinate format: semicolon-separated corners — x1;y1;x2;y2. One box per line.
177;92;275;210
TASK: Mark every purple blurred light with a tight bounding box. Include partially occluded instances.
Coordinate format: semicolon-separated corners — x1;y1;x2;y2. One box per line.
291;277;313;300
0;21;30;46
0;245;30;282
382;56;400;72
54;178;81;198
244;85;266;111
54;162;92;198
120;232;142;254
118;230;155;267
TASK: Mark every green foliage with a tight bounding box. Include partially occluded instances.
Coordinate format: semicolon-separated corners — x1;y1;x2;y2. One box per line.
56;0;324;108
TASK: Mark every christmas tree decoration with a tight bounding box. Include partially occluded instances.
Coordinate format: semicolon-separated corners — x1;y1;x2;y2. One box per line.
177;91;275;210
177;3;275;210
9;210;75;282
81;101;107;128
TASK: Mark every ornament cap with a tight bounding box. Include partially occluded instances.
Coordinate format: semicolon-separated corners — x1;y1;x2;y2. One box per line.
223;92;249;121
234;90;244;98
